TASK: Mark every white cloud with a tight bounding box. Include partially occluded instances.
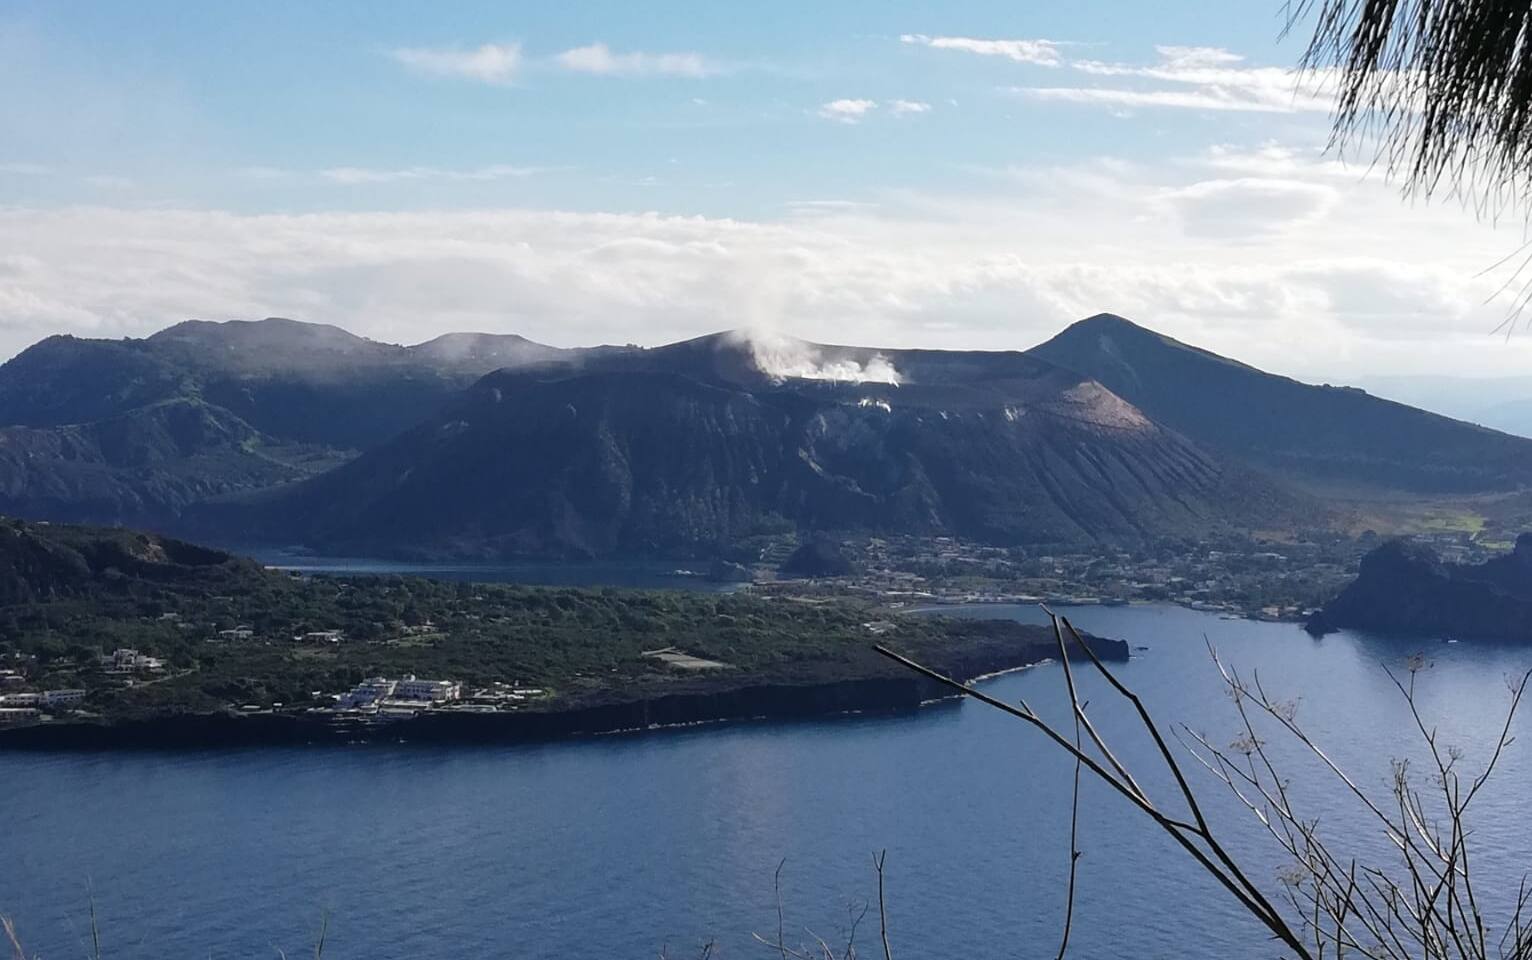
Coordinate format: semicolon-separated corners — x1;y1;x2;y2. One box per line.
319;164;542;185
1153;45;1247;69
1155;177;1341;239
1017;45;1335;114
389;43;522;84
818;99;878;123
1;143;1528;378
554;42;715;78
890;99;932;116
900;34;1063;67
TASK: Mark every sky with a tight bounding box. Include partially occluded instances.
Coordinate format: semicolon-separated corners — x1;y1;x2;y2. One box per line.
3;0;1532;381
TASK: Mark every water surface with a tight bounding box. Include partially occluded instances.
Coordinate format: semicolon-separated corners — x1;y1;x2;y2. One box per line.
5;604;1530;959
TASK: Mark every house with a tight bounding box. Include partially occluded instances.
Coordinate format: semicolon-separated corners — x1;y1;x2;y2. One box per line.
336;677;397;708
395;676;461;702
42;689;86;708
335;675;460;708
217;626;255;641
101;649;165;672
300;630;344;644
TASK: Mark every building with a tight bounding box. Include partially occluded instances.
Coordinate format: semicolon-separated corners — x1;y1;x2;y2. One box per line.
217;626;255;641
102;649;165;673
0;693;40;707
42;689;86;708
335;675;460;708
336;677;397;709
300;630;344;644
0;708;40;724
395;676;461;702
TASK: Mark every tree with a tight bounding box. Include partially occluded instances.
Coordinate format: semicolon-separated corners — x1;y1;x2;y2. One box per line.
880;612;1532;959
1291;0;1532;221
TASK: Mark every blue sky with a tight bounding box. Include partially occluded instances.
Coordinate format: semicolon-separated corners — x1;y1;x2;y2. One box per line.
2;0;1530;379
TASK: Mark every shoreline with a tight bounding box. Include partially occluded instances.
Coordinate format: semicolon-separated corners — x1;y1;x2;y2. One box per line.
0;637;1128;751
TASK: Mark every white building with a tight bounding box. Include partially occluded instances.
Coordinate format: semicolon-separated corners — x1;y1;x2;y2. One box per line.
217;626;255;641
102;649;165;672
0;693;40;707
301;630;344;644
395;676;462;702
42;689;86;707
336;675;460;708
0;708;40;724
336;677;397;709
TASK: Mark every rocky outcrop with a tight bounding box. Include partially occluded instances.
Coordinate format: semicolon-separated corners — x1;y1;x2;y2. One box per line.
1307;534;1532;640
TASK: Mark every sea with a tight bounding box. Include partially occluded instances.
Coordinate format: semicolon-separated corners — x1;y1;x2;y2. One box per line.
5;582;1531;959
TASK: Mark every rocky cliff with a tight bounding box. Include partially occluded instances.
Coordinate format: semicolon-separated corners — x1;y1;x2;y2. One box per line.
1307;534;1532;640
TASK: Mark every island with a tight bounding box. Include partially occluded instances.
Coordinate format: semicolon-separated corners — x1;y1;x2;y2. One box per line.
1306;533;1532;641
0;518;1126;748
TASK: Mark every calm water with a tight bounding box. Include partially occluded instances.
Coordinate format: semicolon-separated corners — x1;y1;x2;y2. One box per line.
5;604;1532;959
241;550;744;591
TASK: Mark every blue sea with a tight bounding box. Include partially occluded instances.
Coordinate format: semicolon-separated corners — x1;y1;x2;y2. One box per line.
5;602;1530;959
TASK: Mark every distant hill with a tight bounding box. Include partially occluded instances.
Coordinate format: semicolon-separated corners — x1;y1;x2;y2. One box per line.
0;318;585;526
0;515;259;606
214;331;1310;559
1029;314;1532;495
1308;534;1532;640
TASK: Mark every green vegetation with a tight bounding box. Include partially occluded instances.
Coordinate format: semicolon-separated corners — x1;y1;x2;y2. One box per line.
0;517;1039;723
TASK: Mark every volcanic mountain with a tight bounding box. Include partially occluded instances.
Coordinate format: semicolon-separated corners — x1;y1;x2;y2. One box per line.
1030;314;1532;495
213;331;1309;559
0;318;588;525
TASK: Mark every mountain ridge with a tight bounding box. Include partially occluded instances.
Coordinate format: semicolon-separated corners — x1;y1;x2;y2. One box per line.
1029;313;1532;494
1;313;1522;559
205;329;1314;559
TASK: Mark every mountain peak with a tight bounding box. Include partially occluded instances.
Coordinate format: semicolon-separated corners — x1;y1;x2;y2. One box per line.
149;317;374;351
1072;312;1142;331
1029;312;1532;495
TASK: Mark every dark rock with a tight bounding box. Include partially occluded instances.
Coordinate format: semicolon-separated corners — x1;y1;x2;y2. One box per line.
1308;536;1532;641
780;539;856;579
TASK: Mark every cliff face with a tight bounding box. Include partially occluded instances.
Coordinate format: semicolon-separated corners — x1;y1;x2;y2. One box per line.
1308;535;1532;640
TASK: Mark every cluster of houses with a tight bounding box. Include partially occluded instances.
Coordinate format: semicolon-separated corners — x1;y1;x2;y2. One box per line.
335;675;463;712
209;626;345;643
328;677;550;716
102;648;165;674
0;687;87;723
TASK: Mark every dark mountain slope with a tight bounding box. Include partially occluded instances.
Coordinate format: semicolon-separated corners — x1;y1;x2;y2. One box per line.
0;399;317;527
0;318;582;527
0;335;194;427
222;332;1311;559
1029;314;1532;494
0;514;257;606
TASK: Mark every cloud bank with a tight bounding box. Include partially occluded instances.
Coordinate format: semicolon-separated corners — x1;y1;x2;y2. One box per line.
0;146;1526;379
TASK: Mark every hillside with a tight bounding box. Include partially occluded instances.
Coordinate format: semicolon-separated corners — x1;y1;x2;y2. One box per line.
0;515;1126;740
0;318;582;526
1307;534;1532;640
1029;314;1532;495
215;331;1311;559
0;515;261;606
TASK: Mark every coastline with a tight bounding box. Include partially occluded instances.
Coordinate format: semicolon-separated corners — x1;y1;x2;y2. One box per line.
0;635;1127;751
